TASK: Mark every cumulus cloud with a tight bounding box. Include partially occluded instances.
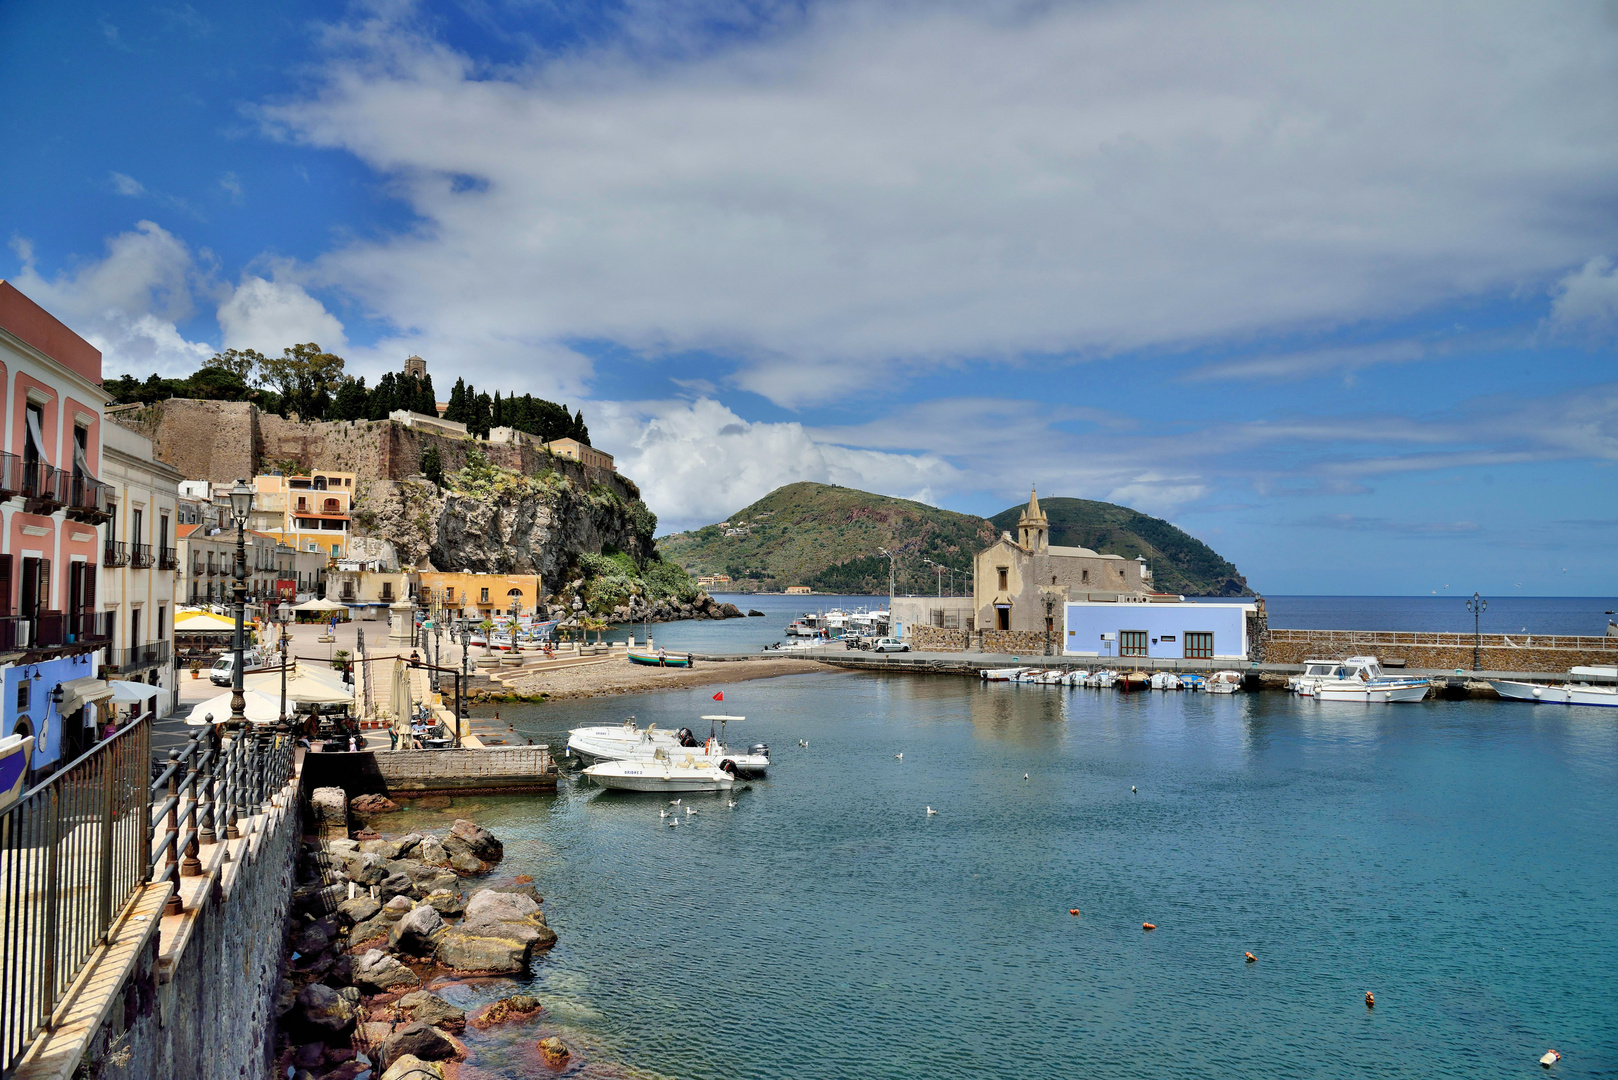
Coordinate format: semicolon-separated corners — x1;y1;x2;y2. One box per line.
257;0;1618;404
1548;256;1618;340
591;397;959;531
217;275;347;353
8;222;215;376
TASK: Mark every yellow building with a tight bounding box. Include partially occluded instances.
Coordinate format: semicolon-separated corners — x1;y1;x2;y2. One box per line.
785;585;813;595
418;572;543;618
250;471;356;558
544;437;615;472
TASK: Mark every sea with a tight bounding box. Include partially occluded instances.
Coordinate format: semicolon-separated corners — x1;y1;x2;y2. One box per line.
370;597;1618;1079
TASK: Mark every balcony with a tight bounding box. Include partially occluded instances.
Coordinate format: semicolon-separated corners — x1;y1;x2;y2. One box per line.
103;540;129;568
130;544;154;569
102;639;170;674
158;547;178;571
66;475;113;524
20;462;69;514
0;451;19;499
0;611;114;655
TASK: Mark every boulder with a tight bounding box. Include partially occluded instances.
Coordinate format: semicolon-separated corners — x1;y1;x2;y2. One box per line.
448;849;484;875
350;793;399;815
470;994;542;1029
538;1036;569;1065
388;859;443;886
747;609;765;617
337;896;382;925
326;838;360;854
379;1054;444;1080
464;889;539;925
310;787;349;840
349;897;413;947
424;872;460;895
327;952;356;987
389;904;445;956
294;983;356;1037
433;927;531;974
340;851;390;886
719;603;742;618
354;949;421;992
415;836;449;867
358;839;391;856
390;990;466;1031
423;890;465;917
385;895;415;916
379;1023;458;1068
290;918;336;955
389;833;424;858
483;882;542;905
378;872;417;902
292;883;346;918
292;1042;325;1068
336;986;361;1005
449;820;503;862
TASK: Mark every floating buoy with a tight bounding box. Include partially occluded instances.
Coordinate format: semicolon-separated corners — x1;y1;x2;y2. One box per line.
1245;952;1256;963
1365;991;1375;1009
1540;1050;1560;1068
1142;923;1156;931
1068;908;1081;916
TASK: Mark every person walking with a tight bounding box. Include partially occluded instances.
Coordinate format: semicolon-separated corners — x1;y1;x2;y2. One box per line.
658;647;667;668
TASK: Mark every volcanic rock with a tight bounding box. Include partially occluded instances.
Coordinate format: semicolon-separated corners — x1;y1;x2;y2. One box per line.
353;949;421;993
294;983;356;1037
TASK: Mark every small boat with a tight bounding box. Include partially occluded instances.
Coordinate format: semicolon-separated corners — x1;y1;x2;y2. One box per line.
1149;672;1182;691
1118;671;1151;692
1179;674;1206;691
1204;670;1244;694
1288;659;1343;695
0;733;34;811
1489;679;1618;707
584;753;737;793
1310;656;1428;703
569;717;770;776
627;650;694;668
980;667;1026;682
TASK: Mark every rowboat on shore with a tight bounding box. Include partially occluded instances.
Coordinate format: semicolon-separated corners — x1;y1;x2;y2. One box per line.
627;650;693;668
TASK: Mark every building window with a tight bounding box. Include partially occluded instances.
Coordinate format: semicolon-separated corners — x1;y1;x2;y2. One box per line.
157;606;166;641
381;582;394;601
997;567;1008;590
132;507;143;543
480;587;490;603
1184;632;1214;659
16;681;28;712
446;587;455;602
1082;570;1089;584
1120;630;1148;657
996;606;1010;631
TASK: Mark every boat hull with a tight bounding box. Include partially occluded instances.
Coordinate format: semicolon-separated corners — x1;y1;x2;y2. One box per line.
583;762;735;793
1315;681;1429;703
1489;680;1618;707
627;652;693;668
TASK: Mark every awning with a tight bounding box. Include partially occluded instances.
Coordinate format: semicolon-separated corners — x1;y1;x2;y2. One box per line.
108;681;160;704
175;610;237;632
57;676;113;715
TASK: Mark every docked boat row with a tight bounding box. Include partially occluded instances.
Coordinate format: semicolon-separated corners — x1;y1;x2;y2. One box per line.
979;667;1244;692
1488;664;1618;708
1286;656;1431;702
786;607;890;638
571;716;770;793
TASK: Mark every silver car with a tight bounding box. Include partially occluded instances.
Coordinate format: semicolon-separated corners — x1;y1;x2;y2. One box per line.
872;637;910;653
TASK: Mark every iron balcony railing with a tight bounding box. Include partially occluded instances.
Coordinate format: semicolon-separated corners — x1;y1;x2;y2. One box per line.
66;476;113;523
0;612;114;653
0;717;296;1073
157;548;178;572
0;452;20;500
129;545;153;570
102;640;169;674
19;463;69;511
102;541;128;569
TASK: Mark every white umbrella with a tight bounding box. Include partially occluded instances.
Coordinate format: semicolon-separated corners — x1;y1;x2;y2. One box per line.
109;681;160;704
294;597;350;613
185;689;284;726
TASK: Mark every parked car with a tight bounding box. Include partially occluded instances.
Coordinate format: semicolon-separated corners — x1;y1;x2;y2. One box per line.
208;649;266;686
872;637;910;653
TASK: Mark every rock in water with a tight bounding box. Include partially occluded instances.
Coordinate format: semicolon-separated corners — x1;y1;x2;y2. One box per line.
389;904;446;956
448;819;504;862
433;927;531;974
415;836;450;868
537;1036;569;1065
353;949;420;992
390;990;466;1032
471;994;542;1029
748;609;765;617
294;983;356;1037
379;1054;445;1080
379;1023;459;1068
350;793;399;815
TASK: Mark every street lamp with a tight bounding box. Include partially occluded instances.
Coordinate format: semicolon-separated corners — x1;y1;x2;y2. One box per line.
227;479;255;733
877;548;897;634
275;601;292;727
456;620;471;749
1467;591;1488;671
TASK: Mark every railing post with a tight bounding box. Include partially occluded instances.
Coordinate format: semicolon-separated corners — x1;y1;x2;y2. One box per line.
98;749;115;943
164;750;184;914
40;786;61;1029
223;733;241;843
183;744;206;873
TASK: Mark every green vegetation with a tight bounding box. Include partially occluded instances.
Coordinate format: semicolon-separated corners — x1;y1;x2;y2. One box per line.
419;444;445;487
987;497;1251;596
574;549;700;615
442;379;589;445
660;482;1252;596
658;482;996;594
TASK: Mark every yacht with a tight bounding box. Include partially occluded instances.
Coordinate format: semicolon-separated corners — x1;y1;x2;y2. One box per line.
567;717;770;776
583;752;737;793
1310;657;1429;703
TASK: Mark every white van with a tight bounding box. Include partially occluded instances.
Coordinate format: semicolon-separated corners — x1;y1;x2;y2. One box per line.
208;650;265;686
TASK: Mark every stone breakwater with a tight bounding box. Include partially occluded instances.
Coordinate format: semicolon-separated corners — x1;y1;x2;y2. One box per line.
277;788;565;1079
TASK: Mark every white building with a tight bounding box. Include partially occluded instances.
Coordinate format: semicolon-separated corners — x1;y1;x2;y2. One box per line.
100;421;182;715
1063;598;1257;662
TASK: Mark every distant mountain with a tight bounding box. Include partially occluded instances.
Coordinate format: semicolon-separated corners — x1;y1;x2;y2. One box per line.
988;497;1252;597
661;482;1252;597
658;483;995;594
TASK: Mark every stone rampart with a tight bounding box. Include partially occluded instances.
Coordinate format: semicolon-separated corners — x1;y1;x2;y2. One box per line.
1262;628;1618;671
909;624;972;651
975;629;1056;656
300;746;558;797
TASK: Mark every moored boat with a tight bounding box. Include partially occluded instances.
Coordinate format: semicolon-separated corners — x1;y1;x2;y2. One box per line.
584;753;736;793
1308;656;1429;703
1488;679;1618;707
1204;670;1243;694
0;733;34;811
627;650;694;668
568;717;770;776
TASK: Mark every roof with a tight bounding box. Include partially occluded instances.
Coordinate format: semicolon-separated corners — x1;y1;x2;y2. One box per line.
1048;545;1124;560
0;281;101;385
177;523;201;539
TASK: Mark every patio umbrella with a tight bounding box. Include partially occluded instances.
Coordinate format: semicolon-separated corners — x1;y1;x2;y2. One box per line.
185;689;284;726
175;610;238;632
294;597;350;613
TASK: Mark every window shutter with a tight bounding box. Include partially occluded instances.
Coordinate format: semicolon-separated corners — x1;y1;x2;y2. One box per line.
0;554;11;615
83;564;96;610
38;559;51;614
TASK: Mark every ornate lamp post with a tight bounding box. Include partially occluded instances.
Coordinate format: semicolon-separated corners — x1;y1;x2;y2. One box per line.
1467;592;1487;671
456;620;471;749
275;601;292;727
227;479;255;730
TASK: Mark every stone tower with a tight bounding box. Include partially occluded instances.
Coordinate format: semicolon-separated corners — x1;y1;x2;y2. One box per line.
1017;486;1049;553
404;355;427;379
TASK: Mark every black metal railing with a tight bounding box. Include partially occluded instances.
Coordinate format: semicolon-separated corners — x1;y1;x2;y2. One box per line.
157;548;177;571
0;612;113;652
0;719;151;1072
19;463;69;510
129;545;153;569
66;476;113;523
0;452;20;499
102;640;169;674
102;541;128;568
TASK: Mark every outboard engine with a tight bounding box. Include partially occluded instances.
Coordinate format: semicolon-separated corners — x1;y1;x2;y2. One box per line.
678;727;700;748
750;743;770;760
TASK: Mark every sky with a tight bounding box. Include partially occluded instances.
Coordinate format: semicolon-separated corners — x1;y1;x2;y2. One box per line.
3;0;1617;595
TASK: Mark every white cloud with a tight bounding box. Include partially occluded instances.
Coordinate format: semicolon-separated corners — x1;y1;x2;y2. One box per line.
1548;256;1618;340
109;172;146;197
8;221;215;376
591;397;959;531
217;276;347;354
260;0;1618;405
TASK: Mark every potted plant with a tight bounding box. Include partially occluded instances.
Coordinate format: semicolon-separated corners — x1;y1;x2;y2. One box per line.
190;659;202;680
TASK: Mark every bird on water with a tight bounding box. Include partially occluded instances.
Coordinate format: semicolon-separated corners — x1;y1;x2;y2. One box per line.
895;753;903;761
1131;786;1137;794
926;806;938;815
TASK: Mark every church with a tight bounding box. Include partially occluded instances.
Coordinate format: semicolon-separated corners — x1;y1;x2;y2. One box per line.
972;489;1155;641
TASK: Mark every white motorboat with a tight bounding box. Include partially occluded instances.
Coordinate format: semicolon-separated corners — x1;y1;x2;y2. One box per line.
980;667;1026;682
1150;672;1183;690
1205;670;1243;694
1489;679;1618;707
1288;659;1342;695
584;753;736;793
567;717;769;776
1311;656;1429;702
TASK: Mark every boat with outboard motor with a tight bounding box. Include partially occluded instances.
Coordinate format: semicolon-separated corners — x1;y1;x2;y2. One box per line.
583;752;736;793
567;716;770;776
1306;656;1429;703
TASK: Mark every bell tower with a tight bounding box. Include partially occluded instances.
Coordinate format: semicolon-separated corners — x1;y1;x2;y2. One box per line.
1017;486;1049;553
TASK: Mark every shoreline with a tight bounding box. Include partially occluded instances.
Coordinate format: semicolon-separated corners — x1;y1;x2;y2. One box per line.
501;656;834;700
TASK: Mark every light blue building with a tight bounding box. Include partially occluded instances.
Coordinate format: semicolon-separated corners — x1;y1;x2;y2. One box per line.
5;651;106;774
1063;600;1256;661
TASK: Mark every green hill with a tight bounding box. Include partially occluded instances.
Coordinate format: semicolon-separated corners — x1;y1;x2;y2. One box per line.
661;483;1252;597
658;483;995;594
988;497;1251;597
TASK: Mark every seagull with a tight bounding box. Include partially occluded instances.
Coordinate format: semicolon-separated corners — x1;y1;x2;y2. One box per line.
670;799;681;806
685;806;696;815
1131;786;1137;794
895;753;903;761
1024;773;1030;781
926;806;938;816
660;808;668;818
667;818;678;827
727;799;737;809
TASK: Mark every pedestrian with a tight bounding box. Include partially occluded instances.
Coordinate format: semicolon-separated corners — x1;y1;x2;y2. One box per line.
658;647;667;668
348;734;357;753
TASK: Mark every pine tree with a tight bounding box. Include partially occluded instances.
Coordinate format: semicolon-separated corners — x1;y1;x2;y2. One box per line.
492;391;504;428
572;409;590;445
330;376;369;421
444;378;469;424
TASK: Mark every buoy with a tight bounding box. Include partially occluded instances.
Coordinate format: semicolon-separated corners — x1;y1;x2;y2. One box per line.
1142;923;1156;931
1245;952;1256;963
1365;991;1375;1009
1069;908;1080;916
1540;1050;1560;1068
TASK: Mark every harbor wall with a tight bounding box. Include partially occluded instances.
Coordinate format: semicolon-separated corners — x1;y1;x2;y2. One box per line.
300;746;558;797
1260;629;1618;671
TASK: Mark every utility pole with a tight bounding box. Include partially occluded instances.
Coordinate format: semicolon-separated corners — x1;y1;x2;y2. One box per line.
878;548;896;635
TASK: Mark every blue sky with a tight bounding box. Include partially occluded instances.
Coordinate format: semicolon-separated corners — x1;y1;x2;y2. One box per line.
4;0;1617;595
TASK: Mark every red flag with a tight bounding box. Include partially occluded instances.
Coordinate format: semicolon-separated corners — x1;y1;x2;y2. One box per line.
712;691;723;701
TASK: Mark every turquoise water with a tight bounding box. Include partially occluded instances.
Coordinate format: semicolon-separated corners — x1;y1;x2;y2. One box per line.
429;672;1618;1078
